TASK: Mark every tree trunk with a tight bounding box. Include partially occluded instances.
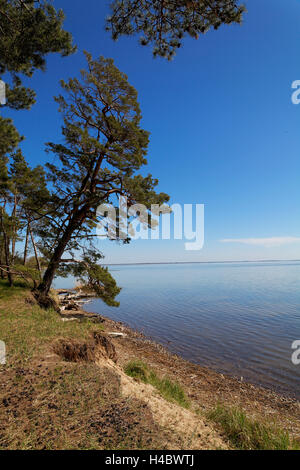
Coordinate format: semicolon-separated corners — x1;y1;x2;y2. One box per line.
4;233;12;286
28;220;41;278
0;242;4;279
37;209;86;296
11;194;17;262
0;207;12;286
23;223;29;265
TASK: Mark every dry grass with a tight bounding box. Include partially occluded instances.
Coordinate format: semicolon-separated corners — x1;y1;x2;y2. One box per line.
0;360;166;450
0;281;168;450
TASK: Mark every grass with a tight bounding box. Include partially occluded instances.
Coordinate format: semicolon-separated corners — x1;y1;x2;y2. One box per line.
0;280;104;366
207;404;300;450
0;280;168;450
124;359;190;409
0;279;30;299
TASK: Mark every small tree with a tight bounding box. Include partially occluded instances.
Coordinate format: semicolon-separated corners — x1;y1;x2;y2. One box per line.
36;53;169;305
107;0;246;59
0;149;50;285
0;154;13;284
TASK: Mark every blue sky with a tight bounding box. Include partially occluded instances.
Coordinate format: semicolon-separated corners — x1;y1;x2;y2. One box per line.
3;0;300;263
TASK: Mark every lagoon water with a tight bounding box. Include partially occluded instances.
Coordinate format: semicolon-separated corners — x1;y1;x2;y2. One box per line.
57;261;300;397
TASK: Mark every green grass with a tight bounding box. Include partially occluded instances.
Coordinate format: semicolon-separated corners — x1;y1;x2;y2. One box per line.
0;279;104;366
124;359;190;408
207;404;300;450
0;279;30;299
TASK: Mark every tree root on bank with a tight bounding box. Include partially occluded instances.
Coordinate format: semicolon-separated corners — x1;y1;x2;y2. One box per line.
32;290;60;312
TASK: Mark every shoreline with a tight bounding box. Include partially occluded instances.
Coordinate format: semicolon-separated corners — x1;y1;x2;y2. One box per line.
97;313;300;402
109;318;300;402
57;291;300;435
1;283;299;450
96;312;300;403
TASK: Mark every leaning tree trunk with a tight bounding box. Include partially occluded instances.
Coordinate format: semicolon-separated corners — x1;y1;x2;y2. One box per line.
37;208;86;301
28;220;42;279
23;223;29;265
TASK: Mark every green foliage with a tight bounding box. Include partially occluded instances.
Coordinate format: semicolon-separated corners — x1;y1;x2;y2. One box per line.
0;0;75;76
14;263;41;280
0;0;75;110
5;82;36;110
0;117;22;157
64;251;121;307
0;0;75;180
46;52;169;213
0;155;10;196
79;264;121;307
207;405;300;450
0;149;50;286
10;149;50;213
124;360;190;408
37;53;169;300
107;0;246;59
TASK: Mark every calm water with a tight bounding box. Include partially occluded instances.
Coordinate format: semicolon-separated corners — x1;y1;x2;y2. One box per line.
57;262;300;397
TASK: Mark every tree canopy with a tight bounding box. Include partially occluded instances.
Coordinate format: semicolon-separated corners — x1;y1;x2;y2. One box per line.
0;0;75;182
107;0;246;59
0;0;75;110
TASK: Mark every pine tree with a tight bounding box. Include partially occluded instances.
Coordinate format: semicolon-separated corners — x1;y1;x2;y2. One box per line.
9;151;49;272
36;53;169;305
0;155;12;284
0;1;75;180
0;1;75;284
0;149;50;286
0;0;75;110
107;0;246;59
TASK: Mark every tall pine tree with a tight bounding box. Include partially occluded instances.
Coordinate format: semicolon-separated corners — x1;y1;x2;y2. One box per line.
36;53;169;305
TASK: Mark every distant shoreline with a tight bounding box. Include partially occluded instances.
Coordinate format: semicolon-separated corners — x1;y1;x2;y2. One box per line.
102;259;300;267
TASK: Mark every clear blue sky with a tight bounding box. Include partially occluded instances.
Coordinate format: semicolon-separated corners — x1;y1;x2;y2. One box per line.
4;0;300;263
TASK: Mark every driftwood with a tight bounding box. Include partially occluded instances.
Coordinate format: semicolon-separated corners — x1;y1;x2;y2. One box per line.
56;290;104;324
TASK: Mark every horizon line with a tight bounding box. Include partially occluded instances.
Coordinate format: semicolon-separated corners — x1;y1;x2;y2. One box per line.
101;259;300;267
